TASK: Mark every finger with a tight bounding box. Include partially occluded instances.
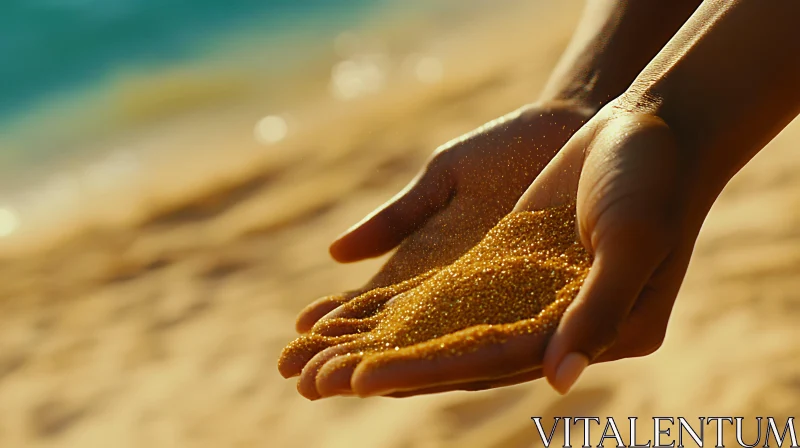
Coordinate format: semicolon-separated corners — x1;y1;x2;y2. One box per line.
352;326;547;397
298;342;371;400
594;317;665;363
352;299;569;397
542;220;671;394
322;271;435;321
594;254;687;363
329;158;455;263
579;287;672;364
277;334;359;378
316;353;364;397
298;259;441;335
386;368;543;398
311;317;378;337
295;293;353;333
319;340;546;399
322;290;399;321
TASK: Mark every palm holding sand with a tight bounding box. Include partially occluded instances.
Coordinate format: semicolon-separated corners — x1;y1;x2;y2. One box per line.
280;105;696;399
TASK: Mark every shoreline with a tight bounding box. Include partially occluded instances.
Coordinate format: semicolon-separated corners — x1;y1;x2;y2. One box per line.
0;0;576;257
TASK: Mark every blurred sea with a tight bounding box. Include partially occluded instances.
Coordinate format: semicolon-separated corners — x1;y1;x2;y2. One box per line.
0;0;394;167
0;0;496;250
0;0;392;119
0;0;429;248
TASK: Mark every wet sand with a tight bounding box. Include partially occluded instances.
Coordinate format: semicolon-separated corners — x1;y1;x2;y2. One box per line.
0;0;799;446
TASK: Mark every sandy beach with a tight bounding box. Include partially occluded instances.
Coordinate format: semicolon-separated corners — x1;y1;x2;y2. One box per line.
0;0;799;446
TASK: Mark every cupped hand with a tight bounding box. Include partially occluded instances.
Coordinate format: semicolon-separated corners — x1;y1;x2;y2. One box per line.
282;103;712;399
295;102;594;332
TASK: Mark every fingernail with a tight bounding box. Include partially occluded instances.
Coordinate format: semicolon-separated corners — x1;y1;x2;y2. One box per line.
553;352;589;395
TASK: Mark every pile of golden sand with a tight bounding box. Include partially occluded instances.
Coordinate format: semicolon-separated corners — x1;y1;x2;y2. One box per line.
280;205;591;399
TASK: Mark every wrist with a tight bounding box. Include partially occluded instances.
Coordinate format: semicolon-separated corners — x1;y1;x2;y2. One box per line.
601;92;732;219
537;0;703;118
612;85;745;195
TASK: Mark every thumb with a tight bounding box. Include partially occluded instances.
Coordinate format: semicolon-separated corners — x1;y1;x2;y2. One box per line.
329;155;455;262
542;210;673;394
539;112;679;393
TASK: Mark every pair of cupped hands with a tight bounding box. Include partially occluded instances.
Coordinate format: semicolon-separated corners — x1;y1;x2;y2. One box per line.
279;99;705;400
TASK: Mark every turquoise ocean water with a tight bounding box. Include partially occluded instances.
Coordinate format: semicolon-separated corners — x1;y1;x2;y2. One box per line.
0;0;404;188
0;0;388;124
0;0;494;245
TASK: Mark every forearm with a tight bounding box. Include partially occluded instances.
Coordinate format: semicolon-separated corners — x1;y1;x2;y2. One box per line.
617;0;800;193
539;0;702;111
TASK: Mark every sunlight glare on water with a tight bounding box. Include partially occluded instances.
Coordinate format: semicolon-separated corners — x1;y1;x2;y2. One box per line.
83;150;140;191
414;56;443;84
403;54;444;84
255;115;289;145
0;208;19;238
330;55;388;100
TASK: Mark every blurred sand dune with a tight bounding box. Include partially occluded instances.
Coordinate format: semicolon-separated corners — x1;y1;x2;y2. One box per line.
0;1;798;446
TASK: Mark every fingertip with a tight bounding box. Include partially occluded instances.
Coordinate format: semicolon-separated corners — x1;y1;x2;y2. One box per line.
297;343;363;400
295;295;349;333
549;352;588;395
329;166;455;262
327;207;393;262
541;319;570;387
328;233;365;263
350;359;384;397
327;222;399;263
316;355;361;398
279;334;359;379
297;376;322;400
542;353;560;392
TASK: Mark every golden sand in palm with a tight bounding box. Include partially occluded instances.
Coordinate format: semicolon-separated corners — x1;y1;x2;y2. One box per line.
280;204;591;375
